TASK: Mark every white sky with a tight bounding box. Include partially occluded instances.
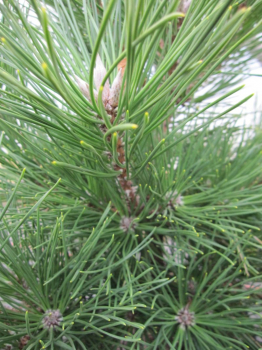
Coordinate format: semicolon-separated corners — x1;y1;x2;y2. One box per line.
197;58;262;127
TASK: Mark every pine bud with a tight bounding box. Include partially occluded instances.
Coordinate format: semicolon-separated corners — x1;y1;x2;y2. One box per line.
120;216;137;233
42;309;63;330
75;75;98;101
109;69;123;107
94;54;110;104
175;306;195;330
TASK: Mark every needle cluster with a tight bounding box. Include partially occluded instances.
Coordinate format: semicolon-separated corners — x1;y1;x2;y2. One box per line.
0;1;262;349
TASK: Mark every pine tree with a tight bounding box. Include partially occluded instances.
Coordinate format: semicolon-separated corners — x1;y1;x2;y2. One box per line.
0;0;262;349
